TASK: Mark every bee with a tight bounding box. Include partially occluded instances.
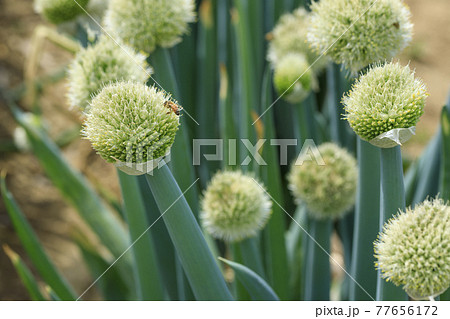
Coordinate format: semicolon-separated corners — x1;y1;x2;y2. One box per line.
164;100;181;116
392;22;400;29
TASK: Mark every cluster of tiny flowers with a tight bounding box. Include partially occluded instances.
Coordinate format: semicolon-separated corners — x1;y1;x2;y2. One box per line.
201;171;272;243
375;198;450;299
83;82;180;164
267;8;327;73
288;143;358;219
273;54;312;103
343;62;427;142
67;36;150;111
34;0;89;24
105;0;196;53
307;0;413;73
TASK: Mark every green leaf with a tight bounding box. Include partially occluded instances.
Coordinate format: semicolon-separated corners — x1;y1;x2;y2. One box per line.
74;232;130;301
1;176;76;300
46;287;62;301
219;257;279;301
259;68;290;299
232;1;258;169
285;206;307;300
3;245;46;301
117;170;165;300
219;64;238;169
145;164;233;300
304;218;332;301
412;133;441;205
239;237;265;278
440;105;450;202
194;0;220;182
5;100;133;288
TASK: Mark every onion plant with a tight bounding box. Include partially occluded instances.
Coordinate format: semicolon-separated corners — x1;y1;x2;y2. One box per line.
1;0;449;302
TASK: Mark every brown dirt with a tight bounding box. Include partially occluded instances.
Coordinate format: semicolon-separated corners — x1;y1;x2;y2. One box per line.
400;0;450;157
0;0;120;300
0;0;449;300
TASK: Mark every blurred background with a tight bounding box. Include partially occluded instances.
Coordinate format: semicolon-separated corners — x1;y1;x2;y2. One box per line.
0;0;449;300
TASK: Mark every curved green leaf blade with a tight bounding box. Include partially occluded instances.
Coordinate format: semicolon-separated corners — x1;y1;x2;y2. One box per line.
4;101;133;283
3;245;46;301
219;257;279;301
1;177;76;300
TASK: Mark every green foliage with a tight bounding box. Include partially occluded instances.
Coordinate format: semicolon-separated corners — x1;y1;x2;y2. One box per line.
3;0;449;302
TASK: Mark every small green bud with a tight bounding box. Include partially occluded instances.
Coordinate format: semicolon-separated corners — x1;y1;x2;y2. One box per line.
105;0;196;53
268;8;328;73
83;82;180;170
273;53;312;103
307;0;413;73
67;36;150;111
201;171;272;242
34;0;90;24
343;62;427;147
375;198;450;300
288;143;358;219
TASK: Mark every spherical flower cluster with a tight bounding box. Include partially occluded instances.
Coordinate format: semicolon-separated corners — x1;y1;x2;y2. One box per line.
288;143;358;219
307;0;413;73
83;82;180;165
268;8;327;73
67;36;149;111
273;54;312;104
34;0;89;24
201;171;272;242
343;62;427;145
105;0;196;53
375;198;450;300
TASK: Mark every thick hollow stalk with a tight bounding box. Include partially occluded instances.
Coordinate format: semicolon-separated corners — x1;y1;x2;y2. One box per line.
117;170;164;300
304;218;332;301
137;176;178;300
350;139;380;300
145;164;233;300
260;69;290;299
377;146;408;301
149;48;199;216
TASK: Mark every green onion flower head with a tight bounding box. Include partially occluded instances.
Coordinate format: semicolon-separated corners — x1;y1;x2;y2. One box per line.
34;0;89;24
288;143;358;219
83;81;180;172
307;0;413;73
274;53;312;103
343;62;427;148
268;8;328;73
68;36;150;112
375;198;450;300
105;0;196;53
201;171;272;243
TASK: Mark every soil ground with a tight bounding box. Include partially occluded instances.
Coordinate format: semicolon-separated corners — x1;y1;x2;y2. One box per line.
0;0;449;300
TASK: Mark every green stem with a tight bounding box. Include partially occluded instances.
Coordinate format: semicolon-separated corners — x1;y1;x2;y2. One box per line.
117;170;164;300
378;146;408;301
260;68;290;300
145;164;233;300
232;1;258;169
239;237;265;279
304;218;331;301
231;243;251;300
350;139;380;300
137;176;178;300
149;47;199;216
